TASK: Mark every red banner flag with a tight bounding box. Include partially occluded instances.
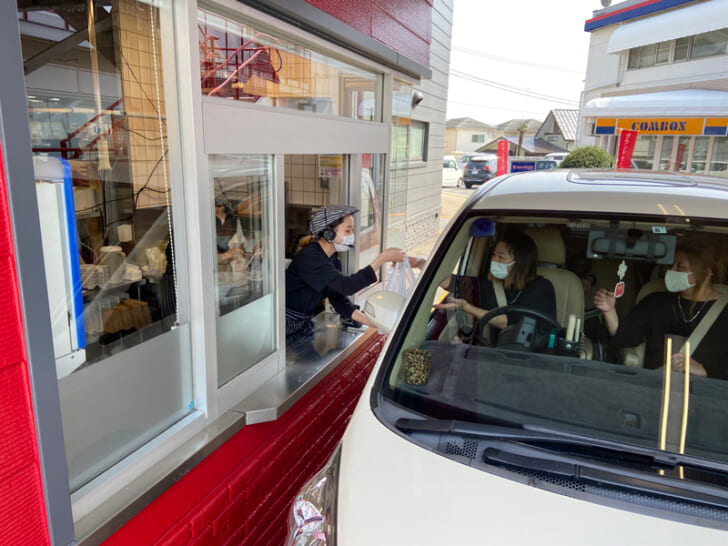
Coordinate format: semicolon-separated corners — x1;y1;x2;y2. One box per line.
497;140;508;176
617;129;638;168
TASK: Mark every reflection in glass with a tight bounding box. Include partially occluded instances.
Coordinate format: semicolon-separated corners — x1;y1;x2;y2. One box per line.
211;155;276;385
692;137;710;173
709;138;728;177
677;137;691;172
631;135;656;170
359;154;384;268
658;136;674;171
19;0;192;491
197;8;380;121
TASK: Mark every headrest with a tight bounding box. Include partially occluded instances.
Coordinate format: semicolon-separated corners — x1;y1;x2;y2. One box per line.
525;228;565;265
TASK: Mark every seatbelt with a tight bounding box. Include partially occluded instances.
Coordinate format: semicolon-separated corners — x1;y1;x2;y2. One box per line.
493;280;507;308
679;293;728;357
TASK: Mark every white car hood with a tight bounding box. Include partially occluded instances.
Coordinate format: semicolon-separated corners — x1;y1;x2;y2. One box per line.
337;398;728;545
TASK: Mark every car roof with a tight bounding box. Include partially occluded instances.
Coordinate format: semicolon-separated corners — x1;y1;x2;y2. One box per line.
467;155;496;161
468;169;728;219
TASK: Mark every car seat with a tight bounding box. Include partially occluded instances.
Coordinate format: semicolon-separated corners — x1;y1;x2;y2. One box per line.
621;280;728;367
525;228;590;357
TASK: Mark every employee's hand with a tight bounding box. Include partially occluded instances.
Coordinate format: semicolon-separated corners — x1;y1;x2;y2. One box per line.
433;296;468;313
219;247;243;265
381;247;405;263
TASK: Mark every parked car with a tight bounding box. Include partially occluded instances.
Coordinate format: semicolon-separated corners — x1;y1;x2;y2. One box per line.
544;151;569;166
462;156;497;188
288;169;728;545
442;156;463;187
457;152;494;171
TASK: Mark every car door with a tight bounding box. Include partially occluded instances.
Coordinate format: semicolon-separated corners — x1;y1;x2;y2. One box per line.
442;159;460;186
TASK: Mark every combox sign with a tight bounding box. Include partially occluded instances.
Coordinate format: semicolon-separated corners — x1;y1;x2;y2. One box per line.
595;117;728;136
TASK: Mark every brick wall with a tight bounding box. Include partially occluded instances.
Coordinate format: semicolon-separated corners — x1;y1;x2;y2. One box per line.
305;0;433;66
104;334;386;545
0;135;50;544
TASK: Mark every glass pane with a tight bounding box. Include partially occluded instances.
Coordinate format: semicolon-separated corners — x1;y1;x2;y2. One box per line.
212;155;276;385
690;29;728;59
709;138;728;177
627;49;639;69
674;37;690;61
638;44;656;68
408;122;426;162
656;41;671;64
359;154;384;268
20;0;192;491
631;135;657;169
658;136;674;171
692;136;710;173
197;8;380;121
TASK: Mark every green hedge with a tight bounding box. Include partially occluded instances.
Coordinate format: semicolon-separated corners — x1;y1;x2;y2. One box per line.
560;146;615;168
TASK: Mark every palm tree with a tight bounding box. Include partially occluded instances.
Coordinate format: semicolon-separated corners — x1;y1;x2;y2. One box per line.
516;121;528;157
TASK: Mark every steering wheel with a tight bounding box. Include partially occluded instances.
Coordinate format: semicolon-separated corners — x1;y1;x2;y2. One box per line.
474;305;561;348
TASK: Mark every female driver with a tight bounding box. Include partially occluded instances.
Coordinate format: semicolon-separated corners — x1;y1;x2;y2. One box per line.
436;231;556;337
286;205;413;342
594;239;728;378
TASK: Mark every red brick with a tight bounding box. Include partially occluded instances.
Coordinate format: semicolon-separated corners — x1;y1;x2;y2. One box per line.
228;462;259;500
190;525;214;546
189;489;228;536
156;523;191;546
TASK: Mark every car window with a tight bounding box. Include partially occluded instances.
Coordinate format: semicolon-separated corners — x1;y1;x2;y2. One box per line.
377;213;728;471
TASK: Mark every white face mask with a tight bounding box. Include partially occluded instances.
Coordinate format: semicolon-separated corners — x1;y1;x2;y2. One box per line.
664;269;695;293
334;233;355;252
490;260;515;280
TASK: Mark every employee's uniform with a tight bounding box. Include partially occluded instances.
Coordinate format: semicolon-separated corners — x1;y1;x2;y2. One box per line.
285;242;376;341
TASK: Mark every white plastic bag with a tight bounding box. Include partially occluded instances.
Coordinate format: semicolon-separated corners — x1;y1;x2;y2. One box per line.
385;253;416;297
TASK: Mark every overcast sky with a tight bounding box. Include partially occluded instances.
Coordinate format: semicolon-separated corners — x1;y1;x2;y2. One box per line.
447;0;601;125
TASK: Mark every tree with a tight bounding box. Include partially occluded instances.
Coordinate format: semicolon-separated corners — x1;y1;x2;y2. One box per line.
560;146;615;168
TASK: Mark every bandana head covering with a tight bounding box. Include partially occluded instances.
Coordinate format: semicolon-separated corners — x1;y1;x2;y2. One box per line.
309;205;358;236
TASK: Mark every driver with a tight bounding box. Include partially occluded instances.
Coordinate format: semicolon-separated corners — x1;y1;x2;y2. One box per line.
435;231;556;341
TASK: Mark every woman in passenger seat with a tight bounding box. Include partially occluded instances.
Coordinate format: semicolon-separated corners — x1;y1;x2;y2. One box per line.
594;239;728;379
435;231;556;336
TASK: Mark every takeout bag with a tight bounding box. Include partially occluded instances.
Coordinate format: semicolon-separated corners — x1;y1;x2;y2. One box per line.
385;253;415;297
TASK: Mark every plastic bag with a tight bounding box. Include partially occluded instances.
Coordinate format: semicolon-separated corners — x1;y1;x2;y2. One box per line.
385;253;416;297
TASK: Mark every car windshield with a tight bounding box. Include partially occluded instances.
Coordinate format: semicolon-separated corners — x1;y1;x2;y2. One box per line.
378;213;728;467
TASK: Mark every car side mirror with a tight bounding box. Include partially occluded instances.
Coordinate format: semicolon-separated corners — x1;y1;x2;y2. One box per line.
363;290;406;333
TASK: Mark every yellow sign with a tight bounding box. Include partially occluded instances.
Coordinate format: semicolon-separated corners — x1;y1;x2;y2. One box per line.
616;118;704;135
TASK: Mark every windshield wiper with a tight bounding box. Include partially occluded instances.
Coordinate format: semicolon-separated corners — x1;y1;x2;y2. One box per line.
395;417;728;474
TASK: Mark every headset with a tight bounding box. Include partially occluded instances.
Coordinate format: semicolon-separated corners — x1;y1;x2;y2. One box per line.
320;208;336;242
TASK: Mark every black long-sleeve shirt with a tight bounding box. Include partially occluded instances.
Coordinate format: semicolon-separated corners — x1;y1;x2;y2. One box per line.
286;242;376;320
610;292;728;379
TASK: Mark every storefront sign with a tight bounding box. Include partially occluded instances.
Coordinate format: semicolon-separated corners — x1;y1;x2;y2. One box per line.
319;155;343;177
595;117;728;136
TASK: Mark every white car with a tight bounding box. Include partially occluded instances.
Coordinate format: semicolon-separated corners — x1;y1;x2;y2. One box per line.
287;169;728;545
544;151;569;166
442;156;463;187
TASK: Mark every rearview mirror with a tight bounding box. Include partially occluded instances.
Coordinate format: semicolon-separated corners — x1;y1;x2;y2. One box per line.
363;290;406;333
587;229;676;264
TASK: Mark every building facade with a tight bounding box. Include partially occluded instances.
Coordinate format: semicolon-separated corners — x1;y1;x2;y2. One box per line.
0;0;452;544
444;117;496;155
578;0;728;175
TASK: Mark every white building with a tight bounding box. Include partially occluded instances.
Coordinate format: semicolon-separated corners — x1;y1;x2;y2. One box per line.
578;0;728;176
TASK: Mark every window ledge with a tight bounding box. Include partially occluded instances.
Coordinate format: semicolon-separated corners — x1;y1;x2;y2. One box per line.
233;321;377;424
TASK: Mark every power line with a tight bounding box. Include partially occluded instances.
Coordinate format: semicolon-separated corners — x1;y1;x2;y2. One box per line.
452;44;585;75
447;99;548;117
450;69;579;106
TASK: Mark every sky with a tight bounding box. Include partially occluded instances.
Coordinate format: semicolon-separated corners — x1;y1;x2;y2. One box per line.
447;0;600;125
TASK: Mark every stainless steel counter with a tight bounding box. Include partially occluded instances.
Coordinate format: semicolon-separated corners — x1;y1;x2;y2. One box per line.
232;312;375;424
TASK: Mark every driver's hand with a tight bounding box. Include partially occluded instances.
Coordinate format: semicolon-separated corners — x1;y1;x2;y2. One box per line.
594;288;615;313
433;296;466;311
670;353;708;376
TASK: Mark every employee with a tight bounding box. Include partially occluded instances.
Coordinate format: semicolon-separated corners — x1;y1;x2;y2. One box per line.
215;198;244;266
285;205;407;341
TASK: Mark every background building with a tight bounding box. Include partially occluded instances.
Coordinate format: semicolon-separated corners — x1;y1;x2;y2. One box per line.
444;116;496;155
578;0;728;175
0;0;453;544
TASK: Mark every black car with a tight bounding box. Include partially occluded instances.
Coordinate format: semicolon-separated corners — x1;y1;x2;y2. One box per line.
463;156;497;188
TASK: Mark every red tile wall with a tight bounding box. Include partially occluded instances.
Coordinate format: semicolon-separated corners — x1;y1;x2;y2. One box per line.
0;141;51;544
104;334;386;546
305;0;432;66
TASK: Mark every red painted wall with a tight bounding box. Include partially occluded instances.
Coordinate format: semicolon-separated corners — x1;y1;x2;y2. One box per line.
306;0;432;66
104;334;386;545
0;140;51;543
